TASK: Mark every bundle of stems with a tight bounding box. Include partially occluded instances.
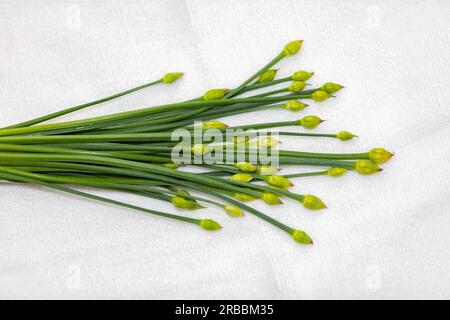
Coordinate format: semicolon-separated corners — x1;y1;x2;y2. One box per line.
0;40;393;245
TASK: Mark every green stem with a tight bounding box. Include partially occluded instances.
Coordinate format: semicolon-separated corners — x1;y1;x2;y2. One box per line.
190;183;294;234
240;77;291;92
283;171;328;178
2;79;163;129
0;94;315;137
0;143;172;163
228;120;298;131
0;166;201;226
0;152;263;198
225;52;286;98
279;150;369;160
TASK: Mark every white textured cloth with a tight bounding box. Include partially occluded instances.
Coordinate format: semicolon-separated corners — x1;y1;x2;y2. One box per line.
0;0;449;299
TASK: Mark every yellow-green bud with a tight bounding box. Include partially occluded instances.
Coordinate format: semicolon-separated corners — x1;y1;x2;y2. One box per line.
262;192;283;205
230;173;254;183
233;193;256;202
283;40;303;56
289;81;307;93
163;163;179;169
265;175;293;189
302;195;327;210
203;88;230;100
256;164;279;176
198;219;222;231
235;162;256;172
298;115;324;129
171;196;204;210
369;148;394;164
326;167;348;177
258;137;280;149
284;100;308;111
321;82;344;94
224;205;244;217
192;143;210;156
258;69;278;83
336;131;357;141
311;90;331;102
202;120;228;129
162;72;184;84
355;160;382;174
291;229;313;244
291;70;314;81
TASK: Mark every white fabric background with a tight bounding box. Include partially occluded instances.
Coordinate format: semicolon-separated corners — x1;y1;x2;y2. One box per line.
0;0;449;299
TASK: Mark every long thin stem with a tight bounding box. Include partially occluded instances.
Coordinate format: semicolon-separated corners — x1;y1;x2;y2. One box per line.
0;166;202;226
0;94;315;137
225;52;286;98
2;79;163;129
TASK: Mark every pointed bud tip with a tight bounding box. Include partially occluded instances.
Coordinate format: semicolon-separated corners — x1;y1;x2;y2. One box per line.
224;205;245;217
198;219;222;231
291;229;313;245
336;131;357;141
203;88;230;100
326;167;348;177
298;115;324;129
283;40;303;56
162;72;184;83
355;160;382;174
320;82;345;94
369;148;394;164
262;192;283;205
302;195;327;210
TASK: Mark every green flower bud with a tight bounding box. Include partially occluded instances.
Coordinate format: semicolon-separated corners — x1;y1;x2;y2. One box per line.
336;131;357;141
258;137;280;149
302;195;327;210
289;81;307;93
162;72;184;84
171;196;204;210
235;162;256;172
265;175;293;189
256;164;279;175
355;160;382;174
262;192;283;205
311;90;331;102
369;148;394;164
163;163;179;169
202;120;228;129
198;219;222;231
258;69;278;83
326;167;348;177
191;143;210;156
291;229;313;244
298;115;324;129
233;193;256;202
321;82;344;94
291;70;314;81
284;100;308;112
203;88;230;100
230;173;254;183
224;205;244;217
283;40;303;56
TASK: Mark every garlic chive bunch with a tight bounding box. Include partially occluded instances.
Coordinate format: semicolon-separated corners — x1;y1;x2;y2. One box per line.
0;40;393;245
